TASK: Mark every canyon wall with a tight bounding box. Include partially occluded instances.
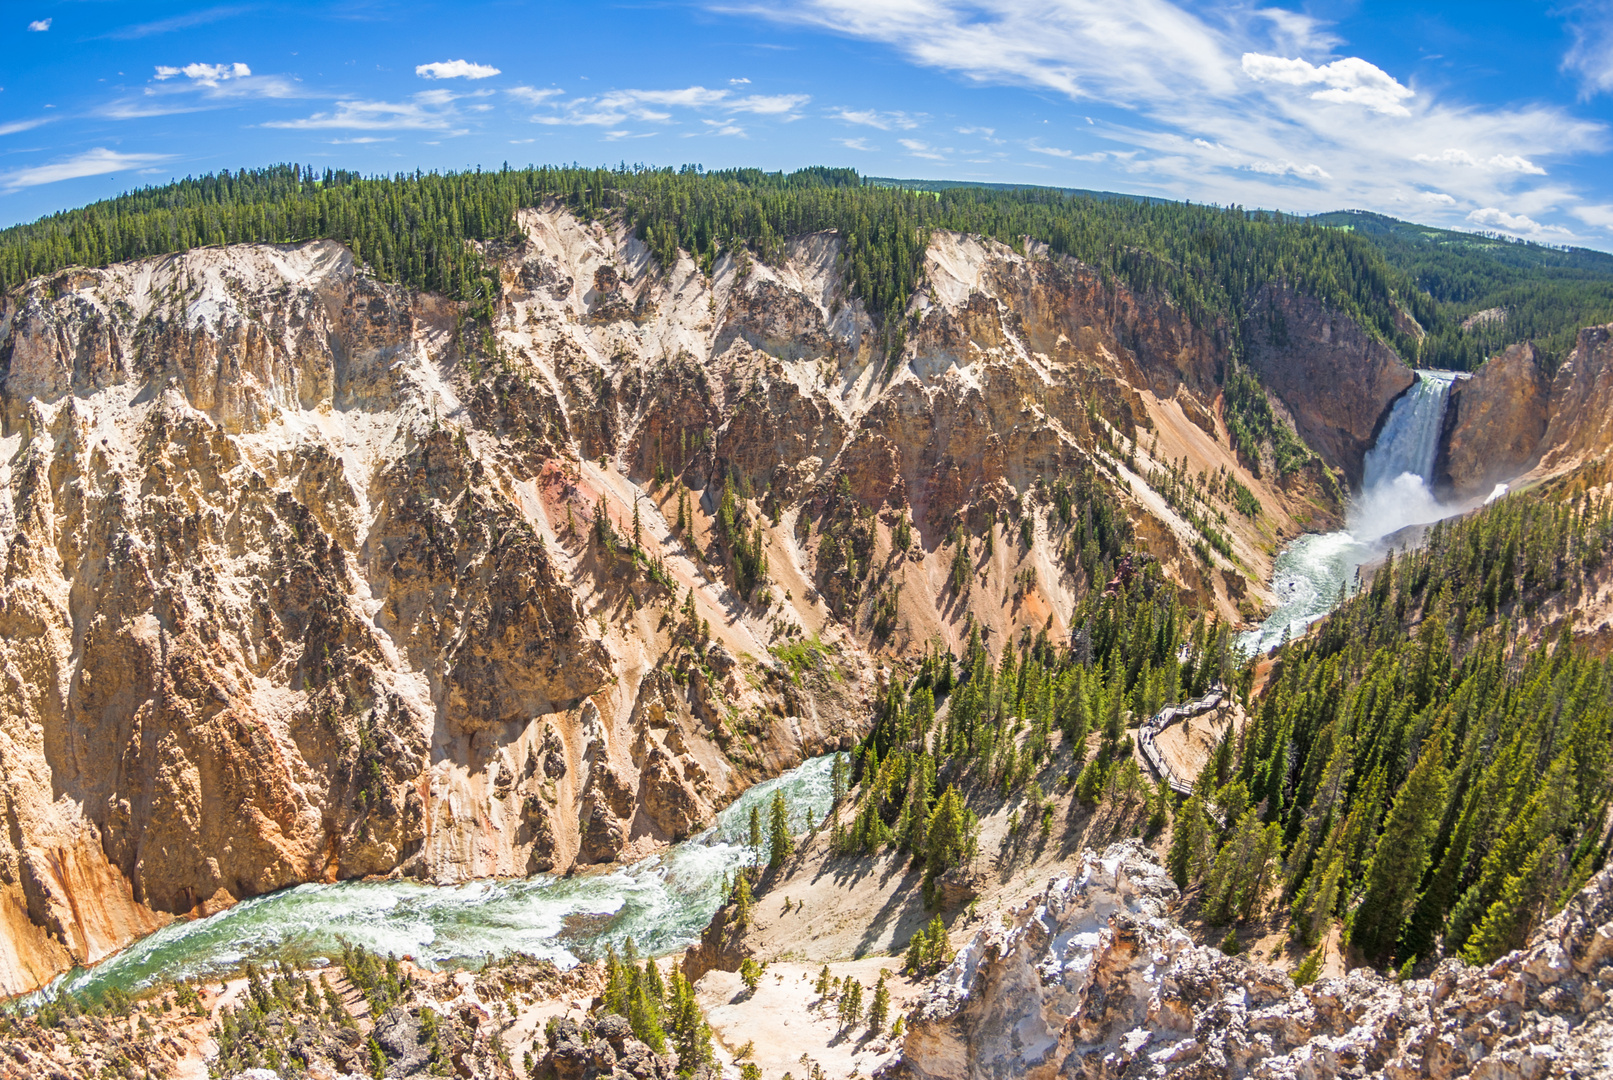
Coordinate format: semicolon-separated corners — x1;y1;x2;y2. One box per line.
1437;324;1613;498
1241;280;1416;486
1436;341;1550;500
0;212;1349;994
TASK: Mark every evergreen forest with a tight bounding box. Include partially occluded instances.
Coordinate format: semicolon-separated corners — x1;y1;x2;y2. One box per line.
6;164;1610;379
804;459;1613;975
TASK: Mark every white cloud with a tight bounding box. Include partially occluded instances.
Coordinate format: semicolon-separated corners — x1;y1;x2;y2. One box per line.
0;116;53;136
27;18;50;32
508;86;563;105
107;62;299;117
750;0;1606;237
837;136;876;151
154;62;251;86
531;85;809;126
1413;148;1546;174
1247;159;1330;180
1242;53;1414;116
1413;148;1478;167
830;108;921;130
730;93;810;114
956;125;994;136
1571;204;1613;229
900;138;948;160
0;147;171;191
1467;206;1572;239
1487;154;1547;175
415;60;501;80
1029;143;1106;161
1562;4;1613;98
730;77;751;85
1420;191;1457;206
264;95;467;132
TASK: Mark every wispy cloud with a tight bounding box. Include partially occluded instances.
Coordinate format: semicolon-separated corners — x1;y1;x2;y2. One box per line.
1029;143;1105;161
899;137;949;160
264;94;468;132
508;86;563;105
0;116;54;136
107;5;249;40
1412;149;1546;175
1562;2;1613;99
830;107;922;130
27;18;50;32
416;60;501;80
837;136;877;151
531;85;809;126
1571;203;1613;230
0;148;171;192
99;62;303;119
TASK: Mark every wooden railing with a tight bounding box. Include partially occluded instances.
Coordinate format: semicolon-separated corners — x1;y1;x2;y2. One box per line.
1137;688;1223;797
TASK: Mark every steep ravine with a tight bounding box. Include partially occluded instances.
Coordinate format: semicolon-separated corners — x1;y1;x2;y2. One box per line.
0;212;1379;995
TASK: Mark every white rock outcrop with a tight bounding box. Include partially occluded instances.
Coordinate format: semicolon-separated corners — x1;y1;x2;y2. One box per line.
899;842;1613;1079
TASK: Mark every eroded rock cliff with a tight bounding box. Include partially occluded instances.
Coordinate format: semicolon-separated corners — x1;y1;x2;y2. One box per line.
1243;281;1416;485
898;843;1613;1080
1436;342;1550;500
0;210;1349;994
1434;323;1613;500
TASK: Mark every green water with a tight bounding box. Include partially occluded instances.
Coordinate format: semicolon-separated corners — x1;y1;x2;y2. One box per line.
39;753;837;1002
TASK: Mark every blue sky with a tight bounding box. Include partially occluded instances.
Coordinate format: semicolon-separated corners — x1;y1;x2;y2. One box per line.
4;1;1613;247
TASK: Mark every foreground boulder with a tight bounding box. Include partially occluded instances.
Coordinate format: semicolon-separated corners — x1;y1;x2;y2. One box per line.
897;842;1613;1080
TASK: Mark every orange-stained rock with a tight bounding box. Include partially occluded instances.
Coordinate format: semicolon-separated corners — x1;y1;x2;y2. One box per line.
1437;341;1550;499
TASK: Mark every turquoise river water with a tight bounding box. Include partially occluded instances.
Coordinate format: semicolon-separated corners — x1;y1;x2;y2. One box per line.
35;754;837;1002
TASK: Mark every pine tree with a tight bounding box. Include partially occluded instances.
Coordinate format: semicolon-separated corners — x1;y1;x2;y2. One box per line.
814;964;834;998
1167;790;1209;889
837;979;863;1031
767;790;794;871
1350;734;1449;966
867;975;891;1034
731;871;754;927
924;786;977;883
667;968;714;1076
1290;818;1346;948
748;805;763;863
1463;836;1563;965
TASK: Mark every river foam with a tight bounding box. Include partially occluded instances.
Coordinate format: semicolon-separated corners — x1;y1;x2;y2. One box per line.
36;753;838;1002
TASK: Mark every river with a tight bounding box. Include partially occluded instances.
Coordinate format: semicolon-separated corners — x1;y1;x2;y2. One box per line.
36;753;838;1003
1239;371;1466;654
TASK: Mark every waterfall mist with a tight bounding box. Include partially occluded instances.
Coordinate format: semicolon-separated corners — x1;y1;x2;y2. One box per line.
1241;371;1469;653
1349;372;1460;541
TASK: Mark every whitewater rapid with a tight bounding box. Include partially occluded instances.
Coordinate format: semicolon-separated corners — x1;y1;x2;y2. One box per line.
1240;372;1465;654
36;753;838;1002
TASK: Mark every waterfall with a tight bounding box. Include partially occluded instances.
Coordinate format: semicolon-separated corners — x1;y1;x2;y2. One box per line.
1241;370;1463;654
1349;372;1458;542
